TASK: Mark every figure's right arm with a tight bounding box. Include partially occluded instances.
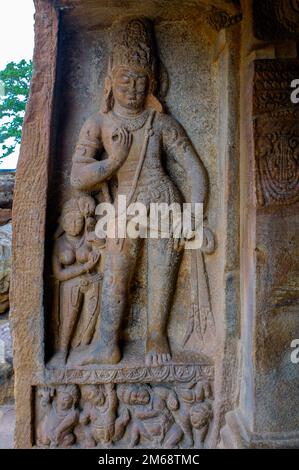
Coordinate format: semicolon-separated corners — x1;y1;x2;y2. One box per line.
105;383;118;411
79;408;90;425
70;114;118;192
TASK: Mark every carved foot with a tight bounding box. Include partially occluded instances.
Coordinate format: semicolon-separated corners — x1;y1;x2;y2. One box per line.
47;351;67;368
145;335;171;367
75;343;121;366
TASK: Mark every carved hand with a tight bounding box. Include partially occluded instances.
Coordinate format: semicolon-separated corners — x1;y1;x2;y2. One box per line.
85;251;101;271
121;408;130;424
79;413;90;425
110;127;132;164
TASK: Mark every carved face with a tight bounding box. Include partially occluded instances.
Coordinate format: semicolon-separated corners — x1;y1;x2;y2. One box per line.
81;385;98;402
56;391;73;411
190;403;211;429
95;391;106;406
39;388;51;408
112;67;148;111
167;396;179;411
62;211;84;237
130;387;150;405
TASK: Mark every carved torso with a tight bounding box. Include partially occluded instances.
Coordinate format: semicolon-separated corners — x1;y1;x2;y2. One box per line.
57;236;91;267
100;110;183;206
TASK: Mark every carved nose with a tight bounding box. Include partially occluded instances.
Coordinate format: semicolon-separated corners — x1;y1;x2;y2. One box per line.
129;80;137;91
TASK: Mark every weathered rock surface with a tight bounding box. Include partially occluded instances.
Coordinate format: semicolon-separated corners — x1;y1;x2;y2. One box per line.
0;319;14;406
0;404;15;449
0;224;12;314
0;172;14;315
0;321;13;364
0;172;15;209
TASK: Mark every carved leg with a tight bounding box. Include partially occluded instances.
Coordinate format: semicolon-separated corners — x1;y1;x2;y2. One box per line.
49;284;83;367
72;280;101;347
60;433;75;448
197;424;209;448
130;422;141;447
164;423;184;448
75;423;96;448
113;408;130;442
78;238;141;365
146;238;182;366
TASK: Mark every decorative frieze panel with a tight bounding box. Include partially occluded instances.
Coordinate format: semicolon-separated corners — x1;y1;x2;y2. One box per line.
35;379;213;448
254;60;299;207
253;0;299;41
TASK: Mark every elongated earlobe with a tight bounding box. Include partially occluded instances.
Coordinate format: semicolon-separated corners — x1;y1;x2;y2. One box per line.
101;76;113;113
145;93;163;113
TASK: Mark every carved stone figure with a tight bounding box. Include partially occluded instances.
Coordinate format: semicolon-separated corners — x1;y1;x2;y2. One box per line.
36;385;79;448
12;0;299;451
50;196;103;366
117;383;183;448
70;17;209;367
175;381;213;448
35;380;213;449
76;384;130;447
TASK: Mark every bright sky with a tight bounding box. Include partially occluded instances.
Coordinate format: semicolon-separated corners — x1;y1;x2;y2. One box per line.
0;0;35;169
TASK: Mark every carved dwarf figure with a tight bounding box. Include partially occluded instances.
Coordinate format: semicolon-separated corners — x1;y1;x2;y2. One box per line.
175;380;213;448
37;385;79;448
71;17;208;366
76;383;130;447
50;196;102;366
117;383;183;448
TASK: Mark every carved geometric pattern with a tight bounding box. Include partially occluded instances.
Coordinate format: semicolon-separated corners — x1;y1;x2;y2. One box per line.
254;60;299;207
208;7;242;32
253;0;299;41
41;363;214;385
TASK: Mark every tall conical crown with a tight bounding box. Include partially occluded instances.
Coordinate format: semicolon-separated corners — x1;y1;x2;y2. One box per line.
109;17;156;78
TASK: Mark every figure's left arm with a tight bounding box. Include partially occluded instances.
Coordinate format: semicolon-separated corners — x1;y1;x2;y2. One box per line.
162;116;208;209
55;411;78;439
105;383;118;411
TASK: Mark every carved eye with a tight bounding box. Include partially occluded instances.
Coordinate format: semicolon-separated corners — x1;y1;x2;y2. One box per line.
112;130;120;142
137;77;147;87
119;75;130;84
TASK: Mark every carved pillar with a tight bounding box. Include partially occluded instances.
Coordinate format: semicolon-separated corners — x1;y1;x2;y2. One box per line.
10;0;59;448
221;0;299;448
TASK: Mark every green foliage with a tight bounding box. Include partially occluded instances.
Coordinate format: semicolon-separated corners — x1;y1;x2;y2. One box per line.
0;60;33;159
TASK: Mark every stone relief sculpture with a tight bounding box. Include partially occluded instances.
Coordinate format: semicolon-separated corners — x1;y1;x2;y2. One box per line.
75;384;130;447
47;16;213;368
35;383;213;448
42;16;215;449
254;60;299;207
50;196;104;366
174;380;213;448
12;0;299;451
36;385;80;448
117;383;183;448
